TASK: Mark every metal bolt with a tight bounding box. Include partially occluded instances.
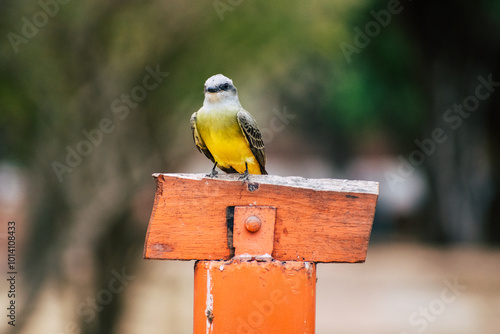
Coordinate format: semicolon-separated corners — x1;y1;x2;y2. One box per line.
245;215;261;233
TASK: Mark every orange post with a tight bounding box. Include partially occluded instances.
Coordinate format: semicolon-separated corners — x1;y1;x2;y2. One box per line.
143;173;378;333
194;260;316;333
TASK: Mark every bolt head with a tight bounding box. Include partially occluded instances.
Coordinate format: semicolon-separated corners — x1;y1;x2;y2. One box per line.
245;215;261;233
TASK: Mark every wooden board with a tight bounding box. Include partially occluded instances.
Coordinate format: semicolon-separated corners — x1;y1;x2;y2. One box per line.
143;173;378;263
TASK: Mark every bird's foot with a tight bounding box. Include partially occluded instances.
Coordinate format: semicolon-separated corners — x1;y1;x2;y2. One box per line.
206;169;219;178
238;170;250;183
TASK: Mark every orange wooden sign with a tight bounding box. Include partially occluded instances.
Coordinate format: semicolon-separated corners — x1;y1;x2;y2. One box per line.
144;173;378;263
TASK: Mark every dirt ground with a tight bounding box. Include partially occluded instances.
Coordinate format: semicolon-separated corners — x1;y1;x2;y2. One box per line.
7;242;500;333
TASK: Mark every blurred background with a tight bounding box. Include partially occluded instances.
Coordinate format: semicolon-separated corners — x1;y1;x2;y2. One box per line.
1;0;499;333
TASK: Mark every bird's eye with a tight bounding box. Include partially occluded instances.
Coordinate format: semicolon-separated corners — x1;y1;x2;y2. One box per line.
221;83;230;91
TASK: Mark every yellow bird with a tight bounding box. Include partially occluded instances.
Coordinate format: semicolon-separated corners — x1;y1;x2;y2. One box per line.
191;74;267;178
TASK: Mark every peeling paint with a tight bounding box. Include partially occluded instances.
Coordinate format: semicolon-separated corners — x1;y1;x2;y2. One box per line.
206;263;214;332
256;253;273;262
234;253;253;260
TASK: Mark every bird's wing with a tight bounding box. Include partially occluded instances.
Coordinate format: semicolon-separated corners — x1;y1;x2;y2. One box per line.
190;111;215;163
237;110;267;174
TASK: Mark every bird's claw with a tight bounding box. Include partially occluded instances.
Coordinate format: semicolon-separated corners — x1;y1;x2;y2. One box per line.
206;170;218;178
238;170;250;183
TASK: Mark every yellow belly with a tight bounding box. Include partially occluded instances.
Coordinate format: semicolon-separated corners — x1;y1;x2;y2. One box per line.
197;111;262;174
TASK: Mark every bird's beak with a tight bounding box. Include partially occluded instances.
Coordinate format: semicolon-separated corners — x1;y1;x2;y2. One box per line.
205;86;220;93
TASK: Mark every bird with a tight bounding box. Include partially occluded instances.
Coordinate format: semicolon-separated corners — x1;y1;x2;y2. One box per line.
190;74;267;179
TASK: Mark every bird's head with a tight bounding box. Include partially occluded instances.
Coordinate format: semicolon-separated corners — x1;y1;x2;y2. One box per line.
203;74;239;106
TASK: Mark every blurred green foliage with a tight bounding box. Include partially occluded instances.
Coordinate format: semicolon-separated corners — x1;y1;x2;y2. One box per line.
1;1;432;165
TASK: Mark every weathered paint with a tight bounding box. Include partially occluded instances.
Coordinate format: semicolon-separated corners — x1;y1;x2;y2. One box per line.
194;259;316;333
205;262;214;333
144;173;378;263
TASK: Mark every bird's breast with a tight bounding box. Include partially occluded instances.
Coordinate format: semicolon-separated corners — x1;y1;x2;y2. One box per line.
196;109;257;173
197;109;240;139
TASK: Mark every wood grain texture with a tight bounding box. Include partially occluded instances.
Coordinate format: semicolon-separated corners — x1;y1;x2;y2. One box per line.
144;173;378;263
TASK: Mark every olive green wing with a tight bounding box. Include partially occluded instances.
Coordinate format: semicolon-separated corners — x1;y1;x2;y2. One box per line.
236;110;267;174
190;111;215;163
